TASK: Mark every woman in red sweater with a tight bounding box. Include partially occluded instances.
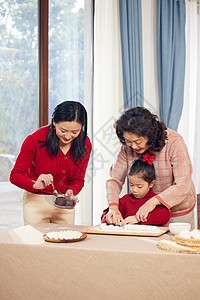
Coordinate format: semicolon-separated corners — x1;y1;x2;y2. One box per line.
10;101;92;225
102;154;171;226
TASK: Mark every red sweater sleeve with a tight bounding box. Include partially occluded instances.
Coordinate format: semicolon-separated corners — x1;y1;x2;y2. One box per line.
10;135;40;193
140;205;171;226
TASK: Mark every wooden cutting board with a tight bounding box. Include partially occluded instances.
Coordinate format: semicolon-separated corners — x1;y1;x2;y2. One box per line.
81;225;169;237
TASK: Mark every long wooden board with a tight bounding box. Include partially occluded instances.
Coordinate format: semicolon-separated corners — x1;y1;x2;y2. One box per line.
81;225;169;237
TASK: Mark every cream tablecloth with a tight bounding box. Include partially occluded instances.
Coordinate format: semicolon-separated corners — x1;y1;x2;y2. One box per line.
0;223;199;300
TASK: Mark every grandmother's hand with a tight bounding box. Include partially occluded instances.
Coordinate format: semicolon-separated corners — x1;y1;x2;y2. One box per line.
106;206;122;225
135;197;160;223
33;174;53;190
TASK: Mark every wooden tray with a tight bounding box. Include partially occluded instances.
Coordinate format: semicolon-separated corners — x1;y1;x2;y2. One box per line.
157;239;200;254
81;225;169;237
173;234;200;248
43;232;87;243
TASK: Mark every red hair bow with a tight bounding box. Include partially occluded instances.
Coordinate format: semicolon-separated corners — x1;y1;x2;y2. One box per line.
141;153;155;165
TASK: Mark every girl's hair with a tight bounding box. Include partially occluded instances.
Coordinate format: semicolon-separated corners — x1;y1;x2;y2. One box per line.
115;107;167;152
129;158;155;184
40;101;88;161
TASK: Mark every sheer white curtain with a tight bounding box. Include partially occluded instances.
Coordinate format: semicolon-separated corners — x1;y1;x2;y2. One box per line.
178;0;200;228
93;0;125;225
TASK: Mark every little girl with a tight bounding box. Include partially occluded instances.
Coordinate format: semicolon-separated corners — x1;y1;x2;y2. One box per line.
101;153;171;226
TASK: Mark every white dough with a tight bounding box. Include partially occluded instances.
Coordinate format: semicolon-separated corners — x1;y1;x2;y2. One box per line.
97;224;163;234
46;230;82;240
178;229;200;240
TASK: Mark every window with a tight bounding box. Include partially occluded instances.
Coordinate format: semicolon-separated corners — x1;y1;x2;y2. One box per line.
49;0;85;116
0;0;39;181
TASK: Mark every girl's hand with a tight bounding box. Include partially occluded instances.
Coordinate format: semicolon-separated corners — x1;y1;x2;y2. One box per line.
33;174;53;190
64;189;79;204
119;215;138;226
106;206;123;225
135;197;160;222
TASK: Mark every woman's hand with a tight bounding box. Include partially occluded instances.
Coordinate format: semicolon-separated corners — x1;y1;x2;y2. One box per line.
106;206;123;225
64;189;79;204
119;215;138;226
135;197;160;222
33;174;53;190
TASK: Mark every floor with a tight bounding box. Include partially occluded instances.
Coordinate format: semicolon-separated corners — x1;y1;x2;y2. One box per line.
0;182;23;233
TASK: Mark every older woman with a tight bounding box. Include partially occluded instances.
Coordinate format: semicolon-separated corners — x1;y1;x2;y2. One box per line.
106;107;196;227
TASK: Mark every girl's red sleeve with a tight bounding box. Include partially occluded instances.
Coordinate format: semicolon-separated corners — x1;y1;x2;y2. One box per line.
140;205;171;226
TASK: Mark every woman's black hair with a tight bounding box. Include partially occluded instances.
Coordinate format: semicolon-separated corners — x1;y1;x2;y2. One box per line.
129;159;155;184
40;101;88;161
115;107;167;152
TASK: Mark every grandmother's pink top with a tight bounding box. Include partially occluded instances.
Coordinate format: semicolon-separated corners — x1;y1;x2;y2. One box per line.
10;125;92;196
106;129;196;217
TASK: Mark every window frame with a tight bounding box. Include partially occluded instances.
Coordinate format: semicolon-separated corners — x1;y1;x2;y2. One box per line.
39;0;49;127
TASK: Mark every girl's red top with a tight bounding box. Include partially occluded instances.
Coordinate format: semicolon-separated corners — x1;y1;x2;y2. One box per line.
101;189;171;226
119;190;171;225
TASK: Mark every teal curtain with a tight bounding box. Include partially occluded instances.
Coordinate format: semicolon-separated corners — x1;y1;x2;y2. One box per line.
157;0;186;131
119;0;144;109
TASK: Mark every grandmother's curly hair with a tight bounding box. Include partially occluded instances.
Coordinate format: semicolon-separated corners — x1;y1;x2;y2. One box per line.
115;107;167;152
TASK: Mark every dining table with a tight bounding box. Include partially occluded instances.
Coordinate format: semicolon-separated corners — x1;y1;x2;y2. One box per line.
0;223;199;300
